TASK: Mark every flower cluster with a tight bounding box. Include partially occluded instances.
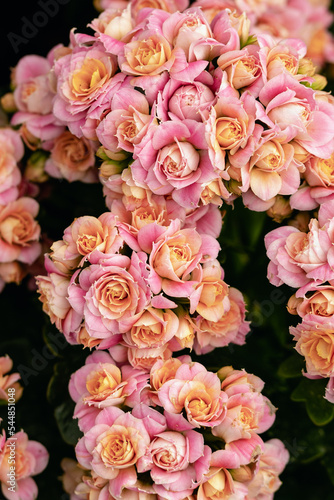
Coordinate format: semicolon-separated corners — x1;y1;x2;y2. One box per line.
63;357;288;499
5;0;334;218
94;0;334;70
36;210;250;361
0;126;42;292
265;199;334;401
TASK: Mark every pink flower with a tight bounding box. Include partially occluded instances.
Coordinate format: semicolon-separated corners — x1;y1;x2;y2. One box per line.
123;307;179;349
0;128;24;205
157;362;227;428
36;272;82;343
264;220;334;289
0;430;49;500
96;87;155;154
62;212;123;266
212;391;276;443
194;287;250;354
69;350;148;432
133;119;217;209
325;376;334;404
197;449;244;500
45;131;98;183
247;439;289;499
127;345;173;372
68;252;151;338
13;55;54;115
0;197;41;265
190;260;230;322
11;52;65;143
294;284;334;318
258;73;334;158
161;80;215;122
290;315;334;377
0;355;23;403
53;43;118;137
75;407;151;497
140;430;211;494
147;220;220;298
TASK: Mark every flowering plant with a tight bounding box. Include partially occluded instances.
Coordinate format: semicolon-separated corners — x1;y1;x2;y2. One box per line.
1;0;334;499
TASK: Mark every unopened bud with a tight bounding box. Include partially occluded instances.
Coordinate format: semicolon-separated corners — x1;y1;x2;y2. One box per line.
1;93;17;113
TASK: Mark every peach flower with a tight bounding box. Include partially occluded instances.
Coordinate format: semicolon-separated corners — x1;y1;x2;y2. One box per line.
62;212;123;265
45;131;98;183
0;430;49;500
158;363;227;427
291;315;334;377
0;355;23;403
0;197;41;265
123;308;179;349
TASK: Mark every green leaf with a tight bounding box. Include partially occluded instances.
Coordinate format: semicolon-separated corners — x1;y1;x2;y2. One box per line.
54;401;82;446
46;361;70;406
278;353;305;378
322;452;334;486
291;378;334;426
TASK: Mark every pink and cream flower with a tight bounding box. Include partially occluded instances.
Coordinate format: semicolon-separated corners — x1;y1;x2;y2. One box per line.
0;430;49;500
0;197;41;266
53;43;118;137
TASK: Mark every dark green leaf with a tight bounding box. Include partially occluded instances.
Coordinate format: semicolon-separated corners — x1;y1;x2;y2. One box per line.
278;353;305;378
54;401;82;446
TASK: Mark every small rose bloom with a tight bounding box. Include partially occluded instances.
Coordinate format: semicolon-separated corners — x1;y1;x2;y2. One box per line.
217;47;262;91
197;448;245;500
119;32;174;76
0;430;49;500
0;128;24;205
142;430;211;493
75;407;150;491
0;197;41;265
13;54;54;115
68;252;151;338
195;287;250;354
0;355;23;403
158;363;227;428
0;261;27;287
62;212;123;265
290;315;334;377
96;87;154;154
304;153;334;188
45;131;98;183
295;285;334;317
36;272;81;343
264;220;334;289
212;391;276;443
167;82;215;122
127;345;173;373
53;44;118;137
247;439;289;499
123;308;179;349
190;260;230;322
148;220;220;298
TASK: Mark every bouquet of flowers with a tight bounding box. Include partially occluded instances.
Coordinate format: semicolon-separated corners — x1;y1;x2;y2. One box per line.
1;0;334;498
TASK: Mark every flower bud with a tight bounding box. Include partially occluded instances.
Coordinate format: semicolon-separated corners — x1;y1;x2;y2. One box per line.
24;151;49;183
266;196;292;223
298;57;316;76
1;93;17;113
